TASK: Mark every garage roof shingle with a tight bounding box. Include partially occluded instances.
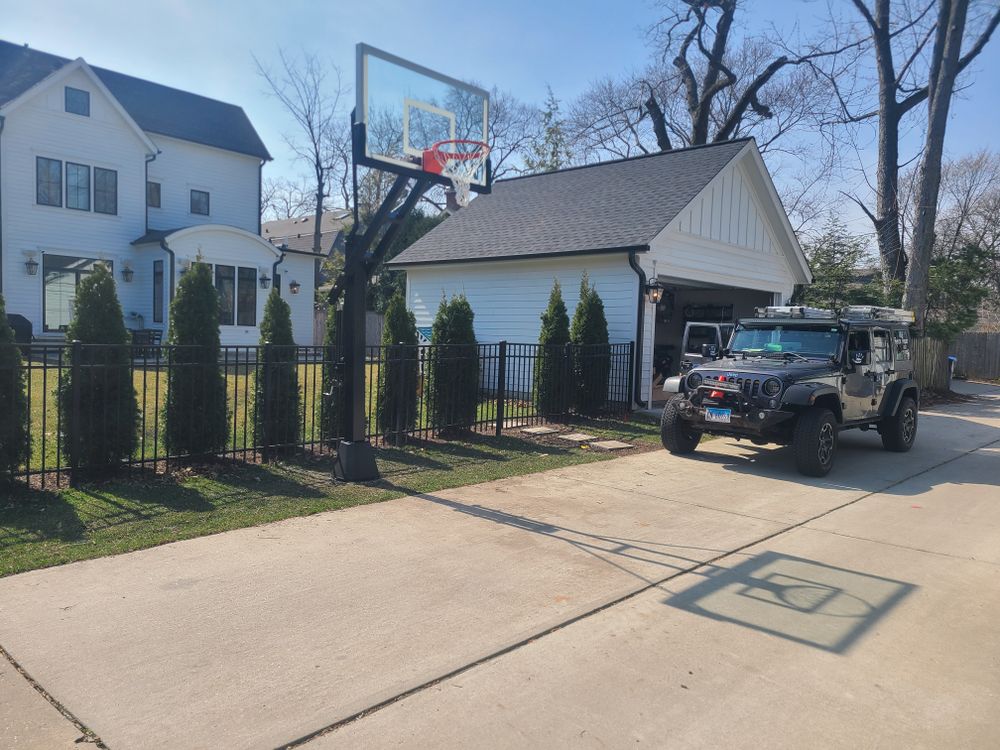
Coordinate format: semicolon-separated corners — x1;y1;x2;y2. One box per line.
390;139;750;266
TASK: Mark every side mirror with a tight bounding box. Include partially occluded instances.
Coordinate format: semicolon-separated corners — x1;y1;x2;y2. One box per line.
850;350;871;367
701;343;719;359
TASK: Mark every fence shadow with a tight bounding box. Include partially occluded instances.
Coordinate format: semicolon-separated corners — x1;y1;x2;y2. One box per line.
664;551;915;654
0;486;87;551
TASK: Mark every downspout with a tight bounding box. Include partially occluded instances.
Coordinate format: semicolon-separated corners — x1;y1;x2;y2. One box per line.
159;239;176;303
257;161;264;236
628;248;647;408
144;151;158;232
0;114;5;294
272;249;285;295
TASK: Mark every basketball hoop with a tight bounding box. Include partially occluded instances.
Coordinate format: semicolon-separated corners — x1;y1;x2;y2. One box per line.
424;139;491;208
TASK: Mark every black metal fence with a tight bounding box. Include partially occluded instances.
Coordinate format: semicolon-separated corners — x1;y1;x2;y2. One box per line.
3;340;634;487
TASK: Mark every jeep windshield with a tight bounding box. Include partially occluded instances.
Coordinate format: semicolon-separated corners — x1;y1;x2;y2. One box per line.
730;323;843;360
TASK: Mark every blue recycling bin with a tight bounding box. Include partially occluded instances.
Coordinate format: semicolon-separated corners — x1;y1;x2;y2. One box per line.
947;355;957;390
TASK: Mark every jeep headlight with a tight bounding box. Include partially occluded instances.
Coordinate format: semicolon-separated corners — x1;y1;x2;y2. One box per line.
687;372;703;390
762;378;782;397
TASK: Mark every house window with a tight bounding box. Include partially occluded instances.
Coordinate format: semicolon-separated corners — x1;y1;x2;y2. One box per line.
237;267;257;326
190;189;210;215
65;87;90;116
66;162;91;211
43;255;109;331
153;260;164;323
36;157;62;207
94;167;117;215
147;181;161;208
215;264;235;325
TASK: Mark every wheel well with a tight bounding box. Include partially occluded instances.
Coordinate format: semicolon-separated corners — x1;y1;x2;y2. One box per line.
812;393;843;423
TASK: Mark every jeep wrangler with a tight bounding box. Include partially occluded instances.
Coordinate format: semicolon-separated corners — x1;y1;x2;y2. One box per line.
660;305;920;477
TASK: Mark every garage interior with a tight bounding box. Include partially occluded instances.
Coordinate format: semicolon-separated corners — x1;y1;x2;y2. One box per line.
647;278;776;407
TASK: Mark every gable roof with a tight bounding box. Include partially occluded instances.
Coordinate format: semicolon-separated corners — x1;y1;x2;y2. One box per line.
0;40;271;161
262;210;351;254
389;139;751;266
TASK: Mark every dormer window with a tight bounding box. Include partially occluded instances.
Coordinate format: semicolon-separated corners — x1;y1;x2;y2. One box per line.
65;87;90;116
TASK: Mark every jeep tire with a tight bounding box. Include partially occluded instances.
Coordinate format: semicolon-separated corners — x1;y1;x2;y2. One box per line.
793;407;838;477
881;395;918;452
661;395;701;454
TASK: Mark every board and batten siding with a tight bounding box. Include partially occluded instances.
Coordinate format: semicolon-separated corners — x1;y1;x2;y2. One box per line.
404;254;639;347
0;66;150;335
147;134;261;235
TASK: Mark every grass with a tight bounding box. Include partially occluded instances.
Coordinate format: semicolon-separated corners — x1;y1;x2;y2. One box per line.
1;416;661;578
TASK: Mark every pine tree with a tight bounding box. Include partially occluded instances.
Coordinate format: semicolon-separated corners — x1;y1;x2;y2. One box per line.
319;302;340;444
800;216;873;311
164;262;229;456
0;293;29;479
427;295;479;432
523;86;573;174
58;263;138;471
376;291;419;442
534;279;571;416
570;273;611;415
255;289;300;453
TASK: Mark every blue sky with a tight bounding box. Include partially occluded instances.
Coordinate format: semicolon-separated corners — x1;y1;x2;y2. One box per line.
6;0;998;214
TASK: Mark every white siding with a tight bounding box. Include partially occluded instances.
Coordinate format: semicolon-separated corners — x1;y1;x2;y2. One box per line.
404;254;639;345
0;67;150;337
277;253;316;345
147;134;260;234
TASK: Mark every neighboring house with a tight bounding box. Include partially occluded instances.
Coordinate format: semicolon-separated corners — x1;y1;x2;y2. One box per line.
262;210;349;291
0;40;317;345
388;138;812;406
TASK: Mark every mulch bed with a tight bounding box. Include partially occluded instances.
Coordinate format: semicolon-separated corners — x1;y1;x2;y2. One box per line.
919;388;979;409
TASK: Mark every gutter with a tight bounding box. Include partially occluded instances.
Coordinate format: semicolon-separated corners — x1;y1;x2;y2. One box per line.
628;248;647;408
0;114;5;294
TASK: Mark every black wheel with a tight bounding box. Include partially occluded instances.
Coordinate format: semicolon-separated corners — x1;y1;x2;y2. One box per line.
660;395;701;454
882;395;918;452
793;408;838;477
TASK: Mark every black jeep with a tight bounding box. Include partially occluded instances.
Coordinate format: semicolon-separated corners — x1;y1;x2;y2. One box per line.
660;306;920;476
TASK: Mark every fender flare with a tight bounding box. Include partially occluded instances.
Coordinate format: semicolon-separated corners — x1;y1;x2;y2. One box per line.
782;383;843;422
663;375;683;394
881;378;920;417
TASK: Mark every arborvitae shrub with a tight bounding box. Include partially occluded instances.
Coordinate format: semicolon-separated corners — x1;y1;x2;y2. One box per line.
255;289;300;452
164;262;229;455
427;295;479;432
376;291;419;442
570;274;611;415
0;293;29;479
534;279;571;416
320;302;341;444
58;264;138;471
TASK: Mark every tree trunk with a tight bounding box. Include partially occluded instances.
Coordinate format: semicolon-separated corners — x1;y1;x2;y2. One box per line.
312;181;325;255
905;0;969;329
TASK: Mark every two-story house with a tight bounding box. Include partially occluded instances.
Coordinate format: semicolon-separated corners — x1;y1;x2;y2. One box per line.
0;40;318;345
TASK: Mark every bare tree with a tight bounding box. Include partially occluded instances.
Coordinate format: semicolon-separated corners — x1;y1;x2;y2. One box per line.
260;176;315;221
255;49;349;253
487;87;542;179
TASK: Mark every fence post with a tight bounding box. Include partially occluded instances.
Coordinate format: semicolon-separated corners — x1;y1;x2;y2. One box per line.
261;341;271;462
495;341;507;437
393;343;405;446
626;340;636;413
69;339;82;487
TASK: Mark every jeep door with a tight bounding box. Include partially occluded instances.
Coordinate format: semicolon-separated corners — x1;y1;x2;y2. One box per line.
843;328;875;419
680;324;722;370
870;328;894;412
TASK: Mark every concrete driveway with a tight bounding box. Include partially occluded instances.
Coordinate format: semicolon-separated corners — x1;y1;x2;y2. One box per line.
2;382;998;749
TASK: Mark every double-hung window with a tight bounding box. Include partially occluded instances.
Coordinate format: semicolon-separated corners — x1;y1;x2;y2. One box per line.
94;167;118;215
66;162;91;211
36;157;63;207
65;87;90;116
147;181;161;208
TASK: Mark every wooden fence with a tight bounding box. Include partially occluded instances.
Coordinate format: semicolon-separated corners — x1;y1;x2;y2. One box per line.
950;332;1000;381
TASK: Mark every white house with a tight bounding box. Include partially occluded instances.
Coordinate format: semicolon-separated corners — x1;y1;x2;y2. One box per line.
388;139;812;406
0;40;318;345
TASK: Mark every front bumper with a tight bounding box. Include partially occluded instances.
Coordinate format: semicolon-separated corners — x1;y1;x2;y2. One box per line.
676;388;794;436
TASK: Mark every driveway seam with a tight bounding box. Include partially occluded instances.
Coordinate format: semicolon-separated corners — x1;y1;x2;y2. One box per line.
281;433;1000;749
800;526;1000;567
0;643;108;749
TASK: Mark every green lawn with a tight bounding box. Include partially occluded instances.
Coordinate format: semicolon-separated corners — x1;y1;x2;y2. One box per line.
1;417;662;578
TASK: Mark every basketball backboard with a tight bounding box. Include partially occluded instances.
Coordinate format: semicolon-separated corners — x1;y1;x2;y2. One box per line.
355;43;491;194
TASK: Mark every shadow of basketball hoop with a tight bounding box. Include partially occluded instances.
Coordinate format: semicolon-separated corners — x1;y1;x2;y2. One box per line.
664;551;915;654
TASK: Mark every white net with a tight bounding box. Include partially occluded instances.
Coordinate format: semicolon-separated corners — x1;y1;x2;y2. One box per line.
430;140;490;207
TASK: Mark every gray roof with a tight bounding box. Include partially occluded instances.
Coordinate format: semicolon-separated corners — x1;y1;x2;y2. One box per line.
390;139;750;266
262;211;351;254
0;40;271;161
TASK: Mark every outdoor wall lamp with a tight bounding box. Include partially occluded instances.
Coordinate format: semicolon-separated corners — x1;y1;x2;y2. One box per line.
288;280;301;295
121;264;134;283
645;279;665;305
24;257;39;276
259;272;271;289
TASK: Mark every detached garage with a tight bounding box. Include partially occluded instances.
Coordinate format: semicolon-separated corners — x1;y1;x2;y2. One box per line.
389;138;811;407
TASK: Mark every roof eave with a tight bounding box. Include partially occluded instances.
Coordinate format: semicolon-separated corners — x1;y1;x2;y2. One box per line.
387;244;648;269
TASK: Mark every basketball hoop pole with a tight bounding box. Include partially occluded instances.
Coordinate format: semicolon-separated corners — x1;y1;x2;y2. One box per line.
333;119;432;480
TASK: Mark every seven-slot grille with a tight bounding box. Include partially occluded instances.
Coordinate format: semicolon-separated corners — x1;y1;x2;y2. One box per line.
733;377;761;398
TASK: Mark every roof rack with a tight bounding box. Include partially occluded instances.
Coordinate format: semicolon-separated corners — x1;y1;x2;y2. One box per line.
754;306;837;319
839;305;916;323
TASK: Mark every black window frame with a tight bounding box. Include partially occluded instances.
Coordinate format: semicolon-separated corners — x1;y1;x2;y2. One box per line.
42;254;110;332
153;260;164;324
190;189;210;216
147;181;161;209
65;86;90;116
36;157;63;207
65;162;91;211
215;264;236;326
94;167;118;215
237;267;258;327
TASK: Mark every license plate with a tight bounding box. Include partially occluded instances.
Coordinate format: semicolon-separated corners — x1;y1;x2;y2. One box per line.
705;407;732;424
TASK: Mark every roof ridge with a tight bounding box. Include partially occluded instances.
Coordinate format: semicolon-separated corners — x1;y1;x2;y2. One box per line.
497;138;754;184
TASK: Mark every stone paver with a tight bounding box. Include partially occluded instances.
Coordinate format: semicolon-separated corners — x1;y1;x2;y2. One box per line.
591;439;633;450
557;432;598;442
520;425;558;435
